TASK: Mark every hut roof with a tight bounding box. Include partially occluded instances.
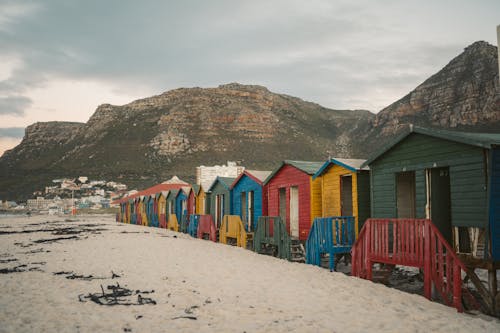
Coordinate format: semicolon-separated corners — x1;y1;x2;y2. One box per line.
230;170;271;188
313;158;368;179
118;177;188;203
192;184;201;195
363;125;500;167
264;160;323;184
208;176;236;192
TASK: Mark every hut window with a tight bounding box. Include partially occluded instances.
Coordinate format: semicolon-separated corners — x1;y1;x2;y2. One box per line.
396;171;416;218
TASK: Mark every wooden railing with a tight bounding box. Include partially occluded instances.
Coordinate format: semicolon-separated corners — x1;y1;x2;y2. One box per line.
187;214;200;238
351;218;485;313
254;216;291;260
306;216;355;271
197;215;217;242
219;215;248;247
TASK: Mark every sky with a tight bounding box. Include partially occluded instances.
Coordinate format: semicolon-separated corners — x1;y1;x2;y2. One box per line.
0;0;499;156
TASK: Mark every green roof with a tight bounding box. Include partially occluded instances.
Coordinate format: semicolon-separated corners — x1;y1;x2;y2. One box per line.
264;160;323;184
208;176;236;192
363;125;500;167
192;184;200;195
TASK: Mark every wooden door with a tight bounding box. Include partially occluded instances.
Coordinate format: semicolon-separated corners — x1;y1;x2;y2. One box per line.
241;192;247;229
341;175;353;216
396;171;416;218
290;186;299;238
248;191;254;231
279;188;286;222
428;167;452;244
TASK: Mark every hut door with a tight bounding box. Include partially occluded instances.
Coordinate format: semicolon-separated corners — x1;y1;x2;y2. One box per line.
241;192;247;229
396;171;416;218
216;195;224;228
279;188;286;222
248;191;254;231
428;167;452;244
341;175;353;216
290;186;299;238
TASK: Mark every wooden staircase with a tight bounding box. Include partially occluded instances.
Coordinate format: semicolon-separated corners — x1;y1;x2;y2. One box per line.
351;218;494;314
290;238;305;263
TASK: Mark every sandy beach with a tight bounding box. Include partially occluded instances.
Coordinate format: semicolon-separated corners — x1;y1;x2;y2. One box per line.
0;214;499;333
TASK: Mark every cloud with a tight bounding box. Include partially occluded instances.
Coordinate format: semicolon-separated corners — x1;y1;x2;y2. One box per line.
0;127;25;138
0;96;32;116
0;0;499;120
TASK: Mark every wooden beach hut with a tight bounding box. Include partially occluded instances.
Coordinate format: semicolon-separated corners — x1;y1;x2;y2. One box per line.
139;196;148;226
312;158;370;235
355;125;500;313
231;170;271;232
264;160;323;240
157;191;168;228
166;189;178;225
175;187;194;227
193;184;207;214
115;175;189;227
208;177;235;229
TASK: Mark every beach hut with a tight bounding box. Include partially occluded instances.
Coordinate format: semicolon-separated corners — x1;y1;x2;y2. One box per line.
147;195;158;227
129;199;136;224
313;158;370;235
193;184;207;214
264;160;323;240
176;186;194;229
139;196;148;226
230;170;271;232
208;177;235;229
115;175;189;227
166;189;178;225
134;198;141;225
157;191;168;228
357;125;500;312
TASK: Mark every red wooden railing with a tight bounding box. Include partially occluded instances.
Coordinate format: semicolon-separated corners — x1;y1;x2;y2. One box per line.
197;215;217;242
159;214;167;229
352;218;480;312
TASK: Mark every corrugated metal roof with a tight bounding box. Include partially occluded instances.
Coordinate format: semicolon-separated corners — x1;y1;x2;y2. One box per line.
363;125;500;167
117;176;189;203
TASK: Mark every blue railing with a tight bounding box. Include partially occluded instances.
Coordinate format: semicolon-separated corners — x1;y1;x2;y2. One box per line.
187;214;200;237
306;216;355;271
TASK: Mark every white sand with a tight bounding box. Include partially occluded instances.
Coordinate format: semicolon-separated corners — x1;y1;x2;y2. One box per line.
0;215;498;333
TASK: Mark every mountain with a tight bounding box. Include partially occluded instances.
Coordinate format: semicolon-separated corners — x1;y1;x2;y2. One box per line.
359;41;499;145
0;83;373;201
1;41;499;201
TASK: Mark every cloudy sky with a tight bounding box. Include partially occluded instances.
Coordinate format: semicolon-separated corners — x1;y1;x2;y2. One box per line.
0;0;499;155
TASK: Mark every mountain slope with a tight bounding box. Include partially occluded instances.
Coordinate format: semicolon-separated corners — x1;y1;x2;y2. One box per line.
358;41;499;147
0;84;373;200
1;41;499;201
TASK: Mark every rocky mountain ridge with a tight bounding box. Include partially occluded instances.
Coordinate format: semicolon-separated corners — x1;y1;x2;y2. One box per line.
1;41;499;201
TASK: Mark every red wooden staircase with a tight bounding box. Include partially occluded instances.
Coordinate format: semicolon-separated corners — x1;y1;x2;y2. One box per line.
352;218;490;313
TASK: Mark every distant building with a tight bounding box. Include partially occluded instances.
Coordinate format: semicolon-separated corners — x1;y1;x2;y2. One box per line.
196;161;244;191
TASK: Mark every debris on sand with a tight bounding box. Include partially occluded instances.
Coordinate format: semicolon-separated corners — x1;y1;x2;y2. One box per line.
53;270;122;280
34;236;79;243
78;283;156;306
